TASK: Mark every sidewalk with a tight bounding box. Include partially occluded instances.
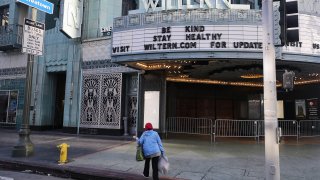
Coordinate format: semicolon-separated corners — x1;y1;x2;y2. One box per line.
0;129;320;180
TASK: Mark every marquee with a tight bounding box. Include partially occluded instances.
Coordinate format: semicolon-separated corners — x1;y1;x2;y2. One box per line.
112;24;263;55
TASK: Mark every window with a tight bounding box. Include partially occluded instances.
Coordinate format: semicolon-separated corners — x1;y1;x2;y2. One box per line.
0;6;9;26
0;90;18;124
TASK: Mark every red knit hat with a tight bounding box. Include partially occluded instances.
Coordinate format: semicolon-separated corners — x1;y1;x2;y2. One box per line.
145;122;153;130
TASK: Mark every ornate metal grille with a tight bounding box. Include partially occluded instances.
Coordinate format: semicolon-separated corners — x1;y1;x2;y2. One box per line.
100;74;122;128
128;96;137;134
80;73;122;129
127;75;138;134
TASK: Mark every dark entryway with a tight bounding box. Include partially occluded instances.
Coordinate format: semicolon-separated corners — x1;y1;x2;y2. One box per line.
166;82;262;120
0;92;9;123
167;82;320;121
53;73;66;129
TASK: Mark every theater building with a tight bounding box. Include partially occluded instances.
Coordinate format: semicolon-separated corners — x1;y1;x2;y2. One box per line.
2;0;320;139
110;0;320;137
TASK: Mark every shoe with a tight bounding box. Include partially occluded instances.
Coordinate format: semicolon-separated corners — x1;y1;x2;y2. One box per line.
141;173;149;178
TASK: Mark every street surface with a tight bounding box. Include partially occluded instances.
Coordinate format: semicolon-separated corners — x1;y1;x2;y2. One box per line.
0;170;73;180
0;129;320;179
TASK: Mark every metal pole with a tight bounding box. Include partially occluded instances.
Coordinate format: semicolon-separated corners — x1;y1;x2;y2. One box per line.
262;0;280;179
12;7;37;157
77;70;82;136
77;42;83;136
162;74;167;137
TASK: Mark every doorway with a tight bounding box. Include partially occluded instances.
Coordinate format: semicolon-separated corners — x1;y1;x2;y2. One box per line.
166;82;261;119
0;91;9;123
53;73;66;129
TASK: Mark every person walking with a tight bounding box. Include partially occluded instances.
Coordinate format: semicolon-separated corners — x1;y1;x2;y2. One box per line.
138;122;165;180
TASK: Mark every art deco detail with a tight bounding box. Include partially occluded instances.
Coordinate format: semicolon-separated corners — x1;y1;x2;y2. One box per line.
80;73;122;129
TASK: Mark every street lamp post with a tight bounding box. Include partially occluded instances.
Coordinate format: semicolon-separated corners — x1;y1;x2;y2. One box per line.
12;8;37;157
262;0;280;180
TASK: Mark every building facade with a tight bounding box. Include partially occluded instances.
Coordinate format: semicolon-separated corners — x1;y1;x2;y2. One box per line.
111;0;320;136
1;0;320;139
79;0;138;135
0;0;45;129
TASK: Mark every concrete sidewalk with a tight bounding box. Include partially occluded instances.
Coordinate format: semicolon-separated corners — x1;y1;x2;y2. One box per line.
0;129;320;180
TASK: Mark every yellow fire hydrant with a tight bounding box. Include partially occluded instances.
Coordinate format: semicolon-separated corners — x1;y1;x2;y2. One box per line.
57;143;70;164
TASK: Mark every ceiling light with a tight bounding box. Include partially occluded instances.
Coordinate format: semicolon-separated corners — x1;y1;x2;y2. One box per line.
167;77;320;87
240;74;263;79
135;62;182;70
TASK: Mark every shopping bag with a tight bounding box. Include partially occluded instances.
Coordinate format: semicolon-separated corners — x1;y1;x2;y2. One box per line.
136;146;144;161
158;155;169;174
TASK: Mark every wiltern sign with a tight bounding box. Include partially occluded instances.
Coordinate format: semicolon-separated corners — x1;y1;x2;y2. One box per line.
129;0;250;14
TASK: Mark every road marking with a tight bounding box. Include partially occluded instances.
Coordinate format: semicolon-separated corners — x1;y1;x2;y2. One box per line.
0;176;14;180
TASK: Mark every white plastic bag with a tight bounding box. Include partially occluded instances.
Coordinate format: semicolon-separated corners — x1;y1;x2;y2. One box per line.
158;155;169;174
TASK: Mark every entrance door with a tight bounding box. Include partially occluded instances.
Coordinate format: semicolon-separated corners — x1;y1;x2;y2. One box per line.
53;73;66;129
0;91;9;123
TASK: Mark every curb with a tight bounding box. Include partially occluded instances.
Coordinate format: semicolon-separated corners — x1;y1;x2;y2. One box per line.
0;158;138;180
0;158;180;180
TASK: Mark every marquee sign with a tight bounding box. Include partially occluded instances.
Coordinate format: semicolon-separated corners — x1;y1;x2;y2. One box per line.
112;15;320;57
112;25;263;55
129;0;250;14
282;14;320;55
